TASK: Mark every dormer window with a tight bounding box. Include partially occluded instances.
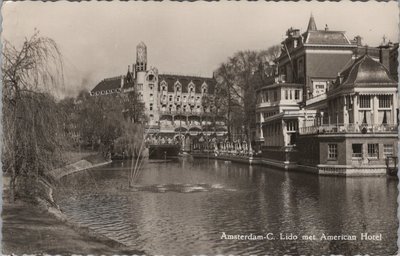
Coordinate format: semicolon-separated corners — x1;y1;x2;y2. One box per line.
160;81;167;92
201;83;208;94
175;82;182;93
188;82;195;93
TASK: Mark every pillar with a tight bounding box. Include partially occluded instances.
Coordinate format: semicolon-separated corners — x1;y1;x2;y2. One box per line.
343;96;349;125
353;94;358;124
373;95;378;125
392;93;397;124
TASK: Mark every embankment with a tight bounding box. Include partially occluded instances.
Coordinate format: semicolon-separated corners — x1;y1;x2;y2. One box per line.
2;153;145;255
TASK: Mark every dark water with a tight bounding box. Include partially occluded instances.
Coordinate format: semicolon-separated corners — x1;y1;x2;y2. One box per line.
55;157;398;255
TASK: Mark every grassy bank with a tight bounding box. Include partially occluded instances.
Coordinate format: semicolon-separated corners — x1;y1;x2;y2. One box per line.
2;200;144;255
2;151;145;255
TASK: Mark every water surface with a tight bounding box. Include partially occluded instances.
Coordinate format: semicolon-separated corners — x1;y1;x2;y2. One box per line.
55;157;398;255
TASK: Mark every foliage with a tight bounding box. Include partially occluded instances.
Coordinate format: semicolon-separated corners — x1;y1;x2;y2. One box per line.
2;31;65;201
75;92;125;149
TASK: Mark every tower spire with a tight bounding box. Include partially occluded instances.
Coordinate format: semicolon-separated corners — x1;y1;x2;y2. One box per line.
307;13;317;31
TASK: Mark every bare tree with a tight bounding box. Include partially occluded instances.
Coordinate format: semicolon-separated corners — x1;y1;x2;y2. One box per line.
213;45;281;141
2;31;65;202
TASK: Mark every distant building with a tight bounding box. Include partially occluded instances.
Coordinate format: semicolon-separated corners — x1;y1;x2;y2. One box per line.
91;42;227;149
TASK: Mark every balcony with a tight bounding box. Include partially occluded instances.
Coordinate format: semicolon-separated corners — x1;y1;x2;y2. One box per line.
299;123;398;135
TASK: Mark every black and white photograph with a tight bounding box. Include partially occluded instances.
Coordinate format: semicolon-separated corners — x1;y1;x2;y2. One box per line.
2;1;399;255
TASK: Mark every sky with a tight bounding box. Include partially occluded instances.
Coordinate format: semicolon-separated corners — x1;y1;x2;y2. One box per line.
3;1;399;97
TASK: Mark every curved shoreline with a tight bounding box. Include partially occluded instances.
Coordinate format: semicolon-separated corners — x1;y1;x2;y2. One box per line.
37;157;146;255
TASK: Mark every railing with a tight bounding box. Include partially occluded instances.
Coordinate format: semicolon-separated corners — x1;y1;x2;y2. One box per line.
299;124;398;135
352;153;363;158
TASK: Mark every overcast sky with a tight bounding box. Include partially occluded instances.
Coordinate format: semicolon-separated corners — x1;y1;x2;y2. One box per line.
3;1;398;97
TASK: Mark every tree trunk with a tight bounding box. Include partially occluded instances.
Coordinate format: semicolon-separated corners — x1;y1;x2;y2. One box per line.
9;167;15;203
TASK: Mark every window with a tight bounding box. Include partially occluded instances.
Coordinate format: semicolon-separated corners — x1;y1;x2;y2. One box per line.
379;95;392;108
285;90;289;100
298;58;304;75
328;144;338;160
169;96;173;102
274;90;278;101
360;95;371;108
352;144;363;158
149;103;153;111
150;94;153;101
384;144;394;157
148;75;155;81
368;144;379;158
295;90;300;100
149;84;154;90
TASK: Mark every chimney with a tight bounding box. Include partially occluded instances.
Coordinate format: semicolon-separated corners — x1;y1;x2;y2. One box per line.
354;36;362;46
379;47;390;70
325;24;329;31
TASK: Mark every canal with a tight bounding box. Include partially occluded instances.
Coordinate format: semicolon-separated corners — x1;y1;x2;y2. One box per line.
55;157;398;255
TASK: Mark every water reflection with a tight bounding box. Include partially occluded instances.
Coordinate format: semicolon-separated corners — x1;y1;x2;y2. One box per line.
55;158;398;255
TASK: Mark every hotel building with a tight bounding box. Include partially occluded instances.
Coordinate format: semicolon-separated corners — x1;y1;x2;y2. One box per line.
254;15;398;175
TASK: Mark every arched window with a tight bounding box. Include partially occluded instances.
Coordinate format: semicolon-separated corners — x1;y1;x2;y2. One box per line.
147;74;155;81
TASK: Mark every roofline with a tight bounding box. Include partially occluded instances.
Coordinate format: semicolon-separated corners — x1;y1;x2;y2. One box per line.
256;82;303;91
159;73;214;80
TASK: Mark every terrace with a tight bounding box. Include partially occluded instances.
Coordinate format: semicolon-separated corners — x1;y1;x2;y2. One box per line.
299;123;398;135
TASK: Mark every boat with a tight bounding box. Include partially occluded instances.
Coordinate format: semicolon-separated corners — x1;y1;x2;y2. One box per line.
148;144;180;160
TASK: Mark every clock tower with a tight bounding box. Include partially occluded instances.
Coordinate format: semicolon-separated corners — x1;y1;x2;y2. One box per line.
136;41;147;72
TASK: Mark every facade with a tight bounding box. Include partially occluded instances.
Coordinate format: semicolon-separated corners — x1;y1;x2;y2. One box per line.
297;54;398;175
254;15;398;175
91;42;227;148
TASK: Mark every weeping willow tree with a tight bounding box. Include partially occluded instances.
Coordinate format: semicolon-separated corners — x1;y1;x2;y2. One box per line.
2;31;65;202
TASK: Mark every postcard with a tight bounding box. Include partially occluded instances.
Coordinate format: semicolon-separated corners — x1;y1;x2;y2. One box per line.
2;1;399;255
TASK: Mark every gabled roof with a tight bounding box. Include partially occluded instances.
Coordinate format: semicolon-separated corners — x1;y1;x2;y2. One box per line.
91;76;123;94
158;74;216;94
339;54;397;87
